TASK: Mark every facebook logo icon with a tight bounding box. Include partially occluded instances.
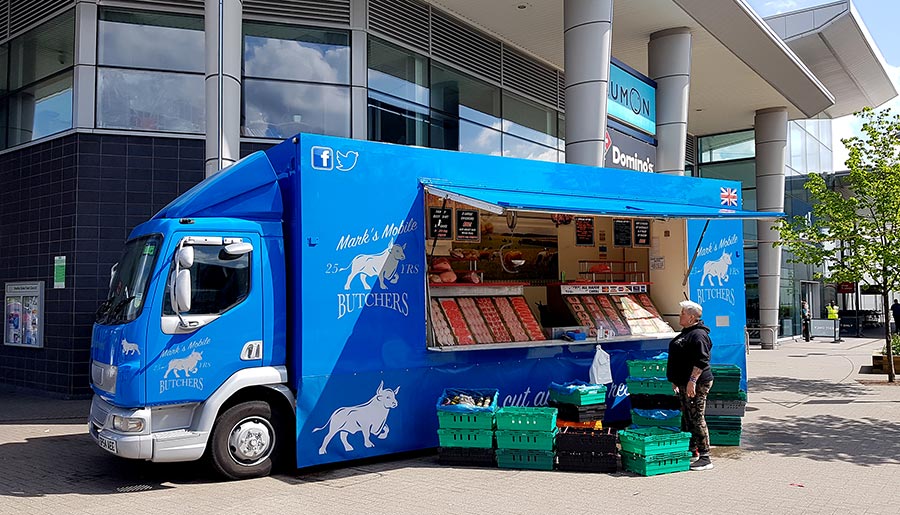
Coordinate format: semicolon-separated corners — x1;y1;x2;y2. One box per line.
311;146;333;170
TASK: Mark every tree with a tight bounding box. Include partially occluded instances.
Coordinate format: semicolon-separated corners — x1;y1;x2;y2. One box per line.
777;107;900;382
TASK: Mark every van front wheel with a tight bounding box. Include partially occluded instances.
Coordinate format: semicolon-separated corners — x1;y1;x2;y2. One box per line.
210;401;278;480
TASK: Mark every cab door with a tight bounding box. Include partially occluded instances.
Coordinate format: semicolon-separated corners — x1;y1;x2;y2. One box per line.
144;233;263;406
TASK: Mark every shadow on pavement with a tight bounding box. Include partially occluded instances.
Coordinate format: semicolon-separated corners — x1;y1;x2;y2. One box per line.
751;376;876;398
0;433;222;498
743;414;900;466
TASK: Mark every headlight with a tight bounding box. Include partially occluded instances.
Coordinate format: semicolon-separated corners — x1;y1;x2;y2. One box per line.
112;415;145;433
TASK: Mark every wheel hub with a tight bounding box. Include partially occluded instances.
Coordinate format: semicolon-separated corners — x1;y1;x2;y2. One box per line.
228;417;274;466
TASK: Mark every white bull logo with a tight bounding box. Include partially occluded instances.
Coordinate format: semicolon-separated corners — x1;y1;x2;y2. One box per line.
700;251;732;286
313;381;400;455
341;239;407;290
164;350;202;378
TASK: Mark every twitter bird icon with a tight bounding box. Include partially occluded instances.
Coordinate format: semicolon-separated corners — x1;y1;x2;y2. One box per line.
335;150;359;172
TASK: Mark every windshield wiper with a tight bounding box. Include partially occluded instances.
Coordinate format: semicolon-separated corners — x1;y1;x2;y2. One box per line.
95;297;115;322
107;295;136;323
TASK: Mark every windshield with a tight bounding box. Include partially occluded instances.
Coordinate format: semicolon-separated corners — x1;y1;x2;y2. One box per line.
96;234;163;325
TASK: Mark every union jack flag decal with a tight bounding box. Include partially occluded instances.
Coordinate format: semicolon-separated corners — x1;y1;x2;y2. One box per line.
720;187;738;207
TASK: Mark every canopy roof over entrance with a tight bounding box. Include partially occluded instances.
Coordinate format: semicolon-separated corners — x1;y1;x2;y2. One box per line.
426;0;894;134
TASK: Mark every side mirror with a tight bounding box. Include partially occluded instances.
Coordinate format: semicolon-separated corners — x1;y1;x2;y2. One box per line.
223;242;253;257
173;269;192;313
177;246;195;268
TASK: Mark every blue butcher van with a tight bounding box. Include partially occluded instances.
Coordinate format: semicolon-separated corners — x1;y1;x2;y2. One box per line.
88;133;770;479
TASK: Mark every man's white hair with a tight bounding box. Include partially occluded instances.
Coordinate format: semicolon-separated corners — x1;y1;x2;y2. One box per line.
679;300;703;317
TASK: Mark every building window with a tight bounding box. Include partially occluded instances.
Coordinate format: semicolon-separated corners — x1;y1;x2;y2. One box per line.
96;9;205;133
365;36;563;162
367;38;429;146
0;11;74;149
242;22;350;138
97;69;203;133
698;130;755;163
429;64;501;155
243;79;350;138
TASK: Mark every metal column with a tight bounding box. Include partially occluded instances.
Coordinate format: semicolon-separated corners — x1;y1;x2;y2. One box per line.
205;0;242;176
649;27;691;175
755;107;788;349
564;0;613;167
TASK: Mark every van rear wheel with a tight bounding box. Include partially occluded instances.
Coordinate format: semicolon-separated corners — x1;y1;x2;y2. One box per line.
210;401;278;480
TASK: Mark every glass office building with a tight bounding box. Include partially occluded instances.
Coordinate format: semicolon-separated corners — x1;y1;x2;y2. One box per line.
0;0;893;395
698;118;833;337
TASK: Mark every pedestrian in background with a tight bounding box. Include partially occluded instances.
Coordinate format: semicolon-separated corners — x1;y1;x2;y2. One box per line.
801;300;812;342
892;299;900;334
667;300;714;471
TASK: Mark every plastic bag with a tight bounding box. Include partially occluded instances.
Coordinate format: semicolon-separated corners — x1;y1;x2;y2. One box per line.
589;345;613;385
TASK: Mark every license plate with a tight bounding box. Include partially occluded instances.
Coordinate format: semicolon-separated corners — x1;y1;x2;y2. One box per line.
98;434;118;454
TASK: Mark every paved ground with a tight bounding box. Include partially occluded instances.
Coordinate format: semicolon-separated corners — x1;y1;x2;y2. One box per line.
2;335;900;514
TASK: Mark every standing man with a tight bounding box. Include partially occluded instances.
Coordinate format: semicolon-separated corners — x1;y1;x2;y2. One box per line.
667;300;714;471
891;299;900;334
801;300;811;342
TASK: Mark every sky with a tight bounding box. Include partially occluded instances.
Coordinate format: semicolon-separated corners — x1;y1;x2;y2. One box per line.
745;0;900;171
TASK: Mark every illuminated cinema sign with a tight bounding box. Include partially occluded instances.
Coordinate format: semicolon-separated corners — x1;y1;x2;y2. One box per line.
608;59;657;136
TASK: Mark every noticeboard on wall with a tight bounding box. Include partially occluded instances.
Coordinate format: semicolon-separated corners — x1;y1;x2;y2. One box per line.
633;219;651;246
5;281;44;348
455;209;480;242
428;207;453;240
613;219;633;247
575;217;595;246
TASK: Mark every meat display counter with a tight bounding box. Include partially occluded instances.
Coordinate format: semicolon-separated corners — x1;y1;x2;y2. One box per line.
545;283;676;341
428;283;548;351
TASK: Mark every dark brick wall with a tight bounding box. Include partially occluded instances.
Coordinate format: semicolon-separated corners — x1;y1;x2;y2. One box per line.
0;133;207;397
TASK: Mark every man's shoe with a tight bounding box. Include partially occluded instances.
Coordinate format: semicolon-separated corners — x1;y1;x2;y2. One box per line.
690;450;700;463
690;456;714;471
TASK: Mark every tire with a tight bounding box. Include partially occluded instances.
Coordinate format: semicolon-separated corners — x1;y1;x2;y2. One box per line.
209;400;281;480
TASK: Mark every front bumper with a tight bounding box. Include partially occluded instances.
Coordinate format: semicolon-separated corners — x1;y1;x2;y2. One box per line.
88;395;153;460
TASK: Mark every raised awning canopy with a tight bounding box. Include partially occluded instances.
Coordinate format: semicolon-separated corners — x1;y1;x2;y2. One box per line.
422;181;783;220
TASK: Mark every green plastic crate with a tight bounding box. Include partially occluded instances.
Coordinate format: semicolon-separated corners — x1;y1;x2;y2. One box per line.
631;410;682;428
548;385;607;406
496;449;555;471
496;428;558;451
626;377;676;396
496;407;558;431
436;410;495;430
711;364;741;376
626;359;668;378
437;428;494;448
709;377;742;394
706;415;742;430
709;429;742;446
620;450;691;476
618;427;691;456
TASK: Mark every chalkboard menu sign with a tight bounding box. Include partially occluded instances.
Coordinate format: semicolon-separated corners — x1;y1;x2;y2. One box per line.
633;219;651;246
575;217;594;246
455;209;480;242
613;219;633;247
429;207;453;239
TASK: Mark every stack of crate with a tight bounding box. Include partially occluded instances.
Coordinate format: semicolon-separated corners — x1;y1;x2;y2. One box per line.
618;426;693;476
707;365;746;446
494;407;558;471
436;388;499;467
556;426;618;473
626;359;682;424
548;380;608;427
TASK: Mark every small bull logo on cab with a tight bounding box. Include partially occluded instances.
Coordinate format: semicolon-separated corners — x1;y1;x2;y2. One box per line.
313;381;400;455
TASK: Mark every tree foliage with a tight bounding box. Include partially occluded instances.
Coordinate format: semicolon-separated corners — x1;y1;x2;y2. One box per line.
777;107;900;381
